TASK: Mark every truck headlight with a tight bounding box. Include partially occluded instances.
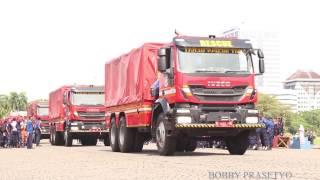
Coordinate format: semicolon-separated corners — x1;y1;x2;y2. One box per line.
247;109;258;114
246;117;258;124
71;122;79;126
71;126;79;131
73;111;79;116
182;85;192;96
176;109;190;114
176;116;192;124
245;87;254;96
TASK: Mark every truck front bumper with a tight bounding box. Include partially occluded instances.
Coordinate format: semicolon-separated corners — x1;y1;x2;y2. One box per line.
175;123;264;129
68;121;108;135
168;105;262;137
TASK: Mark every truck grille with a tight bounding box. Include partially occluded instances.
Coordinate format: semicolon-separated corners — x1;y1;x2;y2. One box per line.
190;86;247;102
78;112;105;120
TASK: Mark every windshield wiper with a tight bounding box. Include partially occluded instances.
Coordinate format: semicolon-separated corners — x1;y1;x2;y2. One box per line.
195;69;224;73
224;70;249;74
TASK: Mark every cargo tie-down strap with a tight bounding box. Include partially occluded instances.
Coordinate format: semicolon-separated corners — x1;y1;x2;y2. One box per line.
175;124;265;128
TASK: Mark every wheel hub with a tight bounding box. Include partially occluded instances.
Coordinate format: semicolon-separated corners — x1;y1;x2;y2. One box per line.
156;121;166;148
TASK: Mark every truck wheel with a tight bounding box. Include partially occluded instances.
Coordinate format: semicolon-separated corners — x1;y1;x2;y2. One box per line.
88;138;97;146
133;131;144;152
53;131;58;145
55;131;64;146
226;131;249;155
118;116;135;153
64;129;73;147
80;138;89;146
104;134;110;146
110;117;120;152
156;113;176;156
175;139;185;152
50;128;55;145
185;140;197;152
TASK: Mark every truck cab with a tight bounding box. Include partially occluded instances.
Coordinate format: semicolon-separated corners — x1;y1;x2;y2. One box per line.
27;100;50;138
49;85;108;146
152;36;265;155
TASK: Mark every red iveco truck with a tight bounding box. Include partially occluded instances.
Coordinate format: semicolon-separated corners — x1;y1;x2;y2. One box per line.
27;100;50;138
49;85;108;146
105;35;265;156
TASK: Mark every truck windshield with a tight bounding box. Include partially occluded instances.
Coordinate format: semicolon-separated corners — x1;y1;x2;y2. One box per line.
177;47;253;74
71;92;104;106
37;107;48;116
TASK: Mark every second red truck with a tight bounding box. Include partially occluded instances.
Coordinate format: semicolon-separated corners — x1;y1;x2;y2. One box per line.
27;100;50;139
49;85;108;146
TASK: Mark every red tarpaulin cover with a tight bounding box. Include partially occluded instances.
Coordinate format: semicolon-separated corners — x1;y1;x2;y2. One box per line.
105;43;165;107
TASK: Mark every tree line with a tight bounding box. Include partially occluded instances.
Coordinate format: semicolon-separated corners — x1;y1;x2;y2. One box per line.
0;92;28;119
257;93;320;135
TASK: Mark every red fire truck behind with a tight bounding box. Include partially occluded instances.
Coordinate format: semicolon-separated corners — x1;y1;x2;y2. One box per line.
49;85;108;146
105;36;265;156
27;100;50;138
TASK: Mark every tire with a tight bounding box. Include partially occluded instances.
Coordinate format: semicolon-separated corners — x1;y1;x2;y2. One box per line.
55;131;64;146
109;117;120;152
80;138;89;146
118;116;135;153
226;131;250;155
89;138;98;146
64;129;73;147
175;138;185;152
50;127;55;145
81;137;97;146
104;134;110;146
185;140;197;152
133;132;144;152
156;113;176;156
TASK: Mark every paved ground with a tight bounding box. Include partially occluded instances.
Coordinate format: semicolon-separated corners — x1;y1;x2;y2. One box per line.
0;140;319;180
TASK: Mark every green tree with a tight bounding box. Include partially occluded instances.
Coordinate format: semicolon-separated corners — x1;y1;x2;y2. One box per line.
8;92;28;111
17;92;28;111
300;110;320;134
256;93;290;118
0;95;11;119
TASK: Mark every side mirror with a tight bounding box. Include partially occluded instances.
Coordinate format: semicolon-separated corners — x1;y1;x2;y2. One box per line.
63;92;68;105
257;49;265;74
257;49;264;59
158;48;170;73
259;59;265;74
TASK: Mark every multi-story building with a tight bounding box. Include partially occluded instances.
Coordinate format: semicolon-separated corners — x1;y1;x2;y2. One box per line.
222;24;281;93
284;70;320;112
269;89;298;113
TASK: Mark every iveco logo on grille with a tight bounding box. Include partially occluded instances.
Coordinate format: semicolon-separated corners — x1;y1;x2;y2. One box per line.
87;109;100;112
208;81;231;87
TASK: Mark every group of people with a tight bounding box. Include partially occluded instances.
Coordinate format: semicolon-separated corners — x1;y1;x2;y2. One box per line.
249;114;284;150
0;116;42;149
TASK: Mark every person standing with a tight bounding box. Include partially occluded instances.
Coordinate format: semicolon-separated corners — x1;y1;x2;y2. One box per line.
34;118;41;146
20;118;27;147
265;117;275;150
259;116;270;150
6;119;12;148
16;118;22;147
26;117;34;149
10;118;18;148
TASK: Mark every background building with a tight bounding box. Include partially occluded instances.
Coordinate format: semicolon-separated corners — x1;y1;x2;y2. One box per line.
222;24;281;93
284;70;320;112
269;89;298;113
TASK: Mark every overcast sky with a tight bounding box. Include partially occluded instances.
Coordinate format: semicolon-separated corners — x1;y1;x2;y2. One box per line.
0;0;319;100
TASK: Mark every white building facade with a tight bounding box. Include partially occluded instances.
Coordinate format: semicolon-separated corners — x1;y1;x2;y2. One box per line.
269;89;298;113
284;71;320;112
